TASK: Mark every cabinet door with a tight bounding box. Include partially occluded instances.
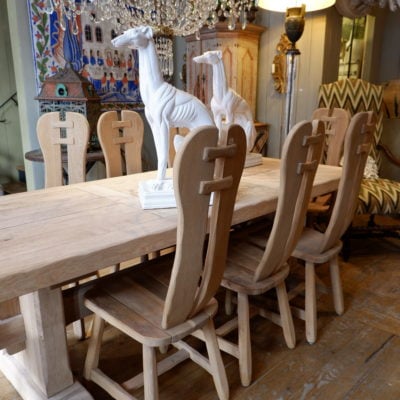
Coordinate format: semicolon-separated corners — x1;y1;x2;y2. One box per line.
236;37;258;116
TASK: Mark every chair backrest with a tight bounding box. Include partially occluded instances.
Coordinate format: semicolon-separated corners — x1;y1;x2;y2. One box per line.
319;111;375;253
312;107;350;166
97;110;144;177
162;124;246;329
254;120;325;282
37;112;90;187
318;78;384;169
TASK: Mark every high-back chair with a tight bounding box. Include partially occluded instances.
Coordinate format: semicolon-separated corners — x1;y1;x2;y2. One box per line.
37;111;90;187
312;107;350;166
97;110;144;177
83;125;246;400
98;110;154;264
291;111;375;344
308;107;350;216
317;78;400;252
216;120;325;387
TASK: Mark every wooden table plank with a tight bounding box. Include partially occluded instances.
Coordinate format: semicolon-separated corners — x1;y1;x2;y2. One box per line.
0;159;341;304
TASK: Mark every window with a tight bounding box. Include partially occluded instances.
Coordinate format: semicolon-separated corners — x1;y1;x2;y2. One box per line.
95;27;103;43
84;25;92;42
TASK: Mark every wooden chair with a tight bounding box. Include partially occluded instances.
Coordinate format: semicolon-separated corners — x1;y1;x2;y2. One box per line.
97;110;144;177
98;110;163;264
37;111;90;338
37;111;90;187
215;120;325;387
83;125;247;400
312;107;350;167
290;111;375;344
317;78;400;254
307;107;350;216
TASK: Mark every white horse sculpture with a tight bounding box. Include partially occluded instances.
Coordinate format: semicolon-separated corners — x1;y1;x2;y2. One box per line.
193;50;257;152
112;26;214;181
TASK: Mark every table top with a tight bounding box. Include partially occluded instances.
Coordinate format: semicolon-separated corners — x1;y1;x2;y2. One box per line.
0;158;341;303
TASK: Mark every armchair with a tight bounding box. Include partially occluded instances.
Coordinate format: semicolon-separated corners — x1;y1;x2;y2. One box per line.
317;78;400;253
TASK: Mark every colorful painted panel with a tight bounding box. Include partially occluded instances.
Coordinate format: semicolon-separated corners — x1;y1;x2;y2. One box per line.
27;0;142;105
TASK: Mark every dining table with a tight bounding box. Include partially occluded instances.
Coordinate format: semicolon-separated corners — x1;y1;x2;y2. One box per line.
0;158;342;400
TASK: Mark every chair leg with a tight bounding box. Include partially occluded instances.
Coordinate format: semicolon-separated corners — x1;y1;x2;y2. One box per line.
84;314;105;380
142;345;159;400
237;292;252;387
276;282;296;349
329;256;344;315
305;261;317;344
202;318;229;400
72;318;86;340
65;281;87;340
158;344;168;354
224;289;234;315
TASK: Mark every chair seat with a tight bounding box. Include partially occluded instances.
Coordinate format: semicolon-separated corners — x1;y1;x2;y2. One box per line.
221;241;290;295
84;255;218;348
357;178;400;215
292;228;343;264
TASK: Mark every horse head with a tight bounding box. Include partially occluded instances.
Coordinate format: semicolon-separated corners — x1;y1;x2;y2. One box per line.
193;50;222;65
112;26;153;50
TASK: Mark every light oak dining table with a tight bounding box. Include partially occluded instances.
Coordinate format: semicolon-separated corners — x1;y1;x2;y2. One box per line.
0;158;342;400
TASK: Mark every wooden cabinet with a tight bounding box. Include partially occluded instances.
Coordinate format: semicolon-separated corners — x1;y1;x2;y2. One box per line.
185;22;265;117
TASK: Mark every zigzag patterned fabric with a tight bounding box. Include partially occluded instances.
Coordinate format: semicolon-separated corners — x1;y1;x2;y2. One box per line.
318;78;384;168
318;78;400;216
358;178;400;214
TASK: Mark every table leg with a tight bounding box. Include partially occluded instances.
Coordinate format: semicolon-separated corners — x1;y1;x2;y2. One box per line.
0;287;93;400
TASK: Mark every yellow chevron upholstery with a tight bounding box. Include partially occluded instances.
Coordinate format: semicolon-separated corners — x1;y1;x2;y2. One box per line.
318;78;384;167
358;178;400;214
318;78;400;216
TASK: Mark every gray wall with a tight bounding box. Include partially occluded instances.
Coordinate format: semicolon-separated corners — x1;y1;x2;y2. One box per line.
7;0;43;190
0;2;23;186
5;3;400;189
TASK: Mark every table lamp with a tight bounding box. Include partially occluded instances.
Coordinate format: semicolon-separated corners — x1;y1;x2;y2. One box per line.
258;0;336;136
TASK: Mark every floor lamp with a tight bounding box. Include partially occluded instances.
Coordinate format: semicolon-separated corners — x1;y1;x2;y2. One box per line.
258;0;336;137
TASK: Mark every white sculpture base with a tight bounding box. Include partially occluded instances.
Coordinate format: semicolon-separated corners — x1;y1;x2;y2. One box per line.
139;179;176;209
245;152;263;168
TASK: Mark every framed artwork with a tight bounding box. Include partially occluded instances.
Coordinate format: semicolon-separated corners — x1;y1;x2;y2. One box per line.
338;16;371;82
27;0;143;106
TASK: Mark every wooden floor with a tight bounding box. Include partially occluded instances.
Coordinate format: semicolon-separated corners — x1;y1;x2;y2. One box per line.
1;234;400;399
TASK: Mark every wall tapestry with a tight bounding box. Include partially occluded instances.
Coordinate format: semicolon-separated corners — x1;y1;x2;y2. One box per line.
27;0;142;106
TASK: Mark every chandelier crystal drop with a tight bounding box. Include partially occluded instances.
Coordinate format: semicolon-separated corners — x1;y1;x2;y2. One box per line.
217;0;256;30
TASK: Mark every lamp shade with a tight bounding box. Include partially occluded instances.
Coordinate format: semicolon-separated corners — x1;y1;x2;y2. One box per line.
258;0;336;12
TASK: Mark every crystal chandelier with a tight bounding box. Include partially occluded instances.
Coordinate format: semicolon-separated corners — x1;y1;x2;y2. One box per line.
43;0;220;36
43;1;260;37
